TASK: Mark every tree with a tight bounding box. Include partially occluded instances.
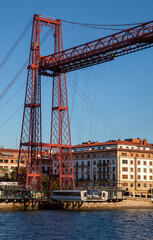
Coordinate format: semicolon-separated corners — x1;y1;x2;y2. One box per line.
10;166;26;182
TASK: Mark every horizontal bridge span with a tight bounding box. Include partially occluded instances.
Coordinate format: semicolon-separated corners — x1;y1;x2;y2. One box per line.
40;20;153;75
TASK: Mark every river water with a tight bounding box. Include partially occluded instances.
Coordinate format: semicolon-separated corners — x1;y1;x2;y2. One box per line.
0;209;153;240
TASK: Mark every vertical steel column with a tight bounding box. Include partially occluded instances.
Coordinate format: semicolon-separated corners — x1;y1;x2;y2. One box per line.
17;14;75;191
49;22;75;190
17;14;42;190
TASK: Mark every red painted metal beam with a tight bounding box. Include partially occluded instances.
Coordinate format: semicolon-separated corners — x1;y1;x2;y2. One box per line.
40;21;153;75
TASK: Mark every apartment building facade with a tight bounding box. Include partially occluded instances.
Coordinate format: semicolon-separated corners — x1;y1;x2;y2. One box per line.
0;138;153;197
72;138;153;197
0;148;26;178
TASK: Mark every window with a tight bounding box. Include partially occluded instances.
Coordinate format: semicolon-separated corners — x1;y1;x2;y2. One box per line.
148;154;150;158
93;161;96;165
122;153;127;156
138;168;141;172
122;175;128;179
138;183;141;187
144;183;146;187
141;154;144;157
130;175;133;179
150;176;152;180
149;169;152;173
130;168;133;172
76;162;78;167
4;160;8;163
130;160;133;164
112;159;115;164
102;153;105;157
122;167;128;171
138;160;140;165
99;153;101;157
11;160;14;163
131;153;133;157
87;161;90;167
76;155;78;159
144;168;147;173
122;183;128;187
138;175;141;179
144;161;146;165
144;175;147;180
130;183;133;187
113;167;115;171
149;161;152;166
136;154;138;157
122;160;128;164
82;155;84;159
0;159;3;163
93;154;96;158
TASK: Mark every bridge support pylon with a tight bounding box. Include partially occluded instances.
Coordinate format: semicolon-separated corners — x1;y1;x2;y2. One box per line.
17;14;75;191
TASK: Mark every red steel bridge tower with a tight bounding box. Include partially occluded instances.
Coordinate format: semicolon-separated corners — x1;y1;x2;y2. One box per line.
17;14;75;190
17;14;153;190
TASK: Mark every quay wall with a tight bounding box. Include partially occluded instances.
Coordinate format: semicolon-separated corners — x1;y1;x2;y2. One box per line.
0;198;153;211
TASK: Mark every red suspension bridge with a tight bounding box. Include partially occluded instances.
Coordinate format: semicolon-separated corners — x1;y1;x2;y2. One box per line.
2;14;153;191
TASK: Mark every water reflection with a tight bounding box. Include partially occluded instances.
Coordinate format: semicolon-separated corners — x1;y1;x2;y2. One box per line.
0;210;152;240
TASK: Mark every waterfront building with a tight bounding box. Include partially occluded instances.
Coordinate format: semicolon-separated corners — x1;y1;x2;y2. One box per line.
0;138;153;197
72;138;153;197
0;148;26;178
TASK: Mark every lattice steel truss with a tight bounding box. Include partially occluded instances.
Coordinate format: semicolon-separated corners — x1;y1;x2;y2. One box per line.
17;14;153;191
17;14;75;190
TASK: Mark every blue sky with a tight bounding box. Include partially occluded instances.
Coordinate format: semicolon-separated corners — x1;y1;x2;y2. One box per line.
1;0;153;148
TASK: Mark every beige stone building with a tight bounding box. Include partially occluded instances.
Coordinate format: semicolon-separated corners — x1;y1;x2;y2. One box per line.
0;148;26;178
0;138;153;197
72;138;153;197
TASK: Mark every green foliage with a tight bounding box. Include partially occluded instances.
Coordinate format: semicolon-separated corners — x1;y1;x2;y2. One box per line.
51;180;60;191
42;174;49;190
10;166;26;181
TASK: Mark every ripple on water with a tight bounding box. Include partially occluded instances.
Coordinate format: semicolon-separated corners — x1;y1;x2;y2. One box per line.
0;209;153;240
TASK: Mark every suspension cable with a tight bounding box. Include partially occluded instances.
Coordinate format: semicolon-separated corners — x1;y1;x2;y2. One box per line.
0;28;51;101
0;77;49;130
67;74;123;140
0;17;33;70
61;19;143;31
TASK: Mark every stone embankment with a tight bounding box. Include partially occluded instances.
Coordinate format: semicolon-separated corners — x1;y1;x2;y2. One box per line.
0;198;152;211
80;198;153;210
